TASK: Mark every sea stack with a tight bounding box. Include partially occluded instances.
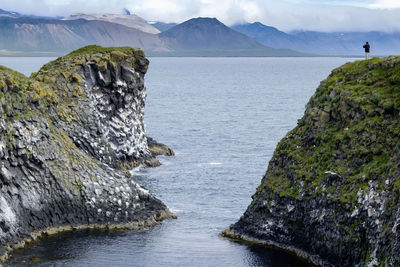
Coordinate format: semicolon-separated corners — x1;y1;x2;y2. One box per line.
0;45;174;261
223;56;400;266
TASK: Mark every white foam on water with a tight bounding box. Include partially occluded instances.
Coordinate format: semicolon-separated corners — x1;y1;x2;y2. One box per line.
208;162;222;166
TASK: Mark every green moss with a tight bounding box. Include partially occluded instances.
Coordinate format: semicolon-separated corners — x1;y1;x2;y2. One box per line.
0;65;29;81
0;45;148;212
65;45;138;57
71;73;82;84
255;56;400;211
389;66;400;84
32;45;145;81
14;45;147;127
75;179;84;192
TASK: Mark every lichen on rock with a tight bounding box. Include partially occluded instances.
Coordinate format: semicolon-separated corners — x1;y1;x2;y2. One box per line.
0;45;174;262
31;45;156;168
224;56;400;266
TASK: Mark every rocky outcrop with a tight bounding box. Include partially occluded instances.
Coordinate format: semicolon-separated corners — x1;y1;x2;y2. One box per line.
147;136;175;157
223;56;400;266
0;45;174;261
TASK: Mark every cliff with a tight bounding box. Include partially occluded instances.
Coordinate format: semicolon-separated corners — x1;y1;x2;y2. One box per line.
0;45;174;261
223;56;400;266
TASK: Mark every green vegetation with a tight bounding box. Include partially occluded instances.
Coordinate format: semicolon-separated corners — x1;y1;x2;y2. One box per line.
0;45;144;192
32;45;145;82
65;45;140;57
256;56;400;209
0;65;29;81
246;56;400;265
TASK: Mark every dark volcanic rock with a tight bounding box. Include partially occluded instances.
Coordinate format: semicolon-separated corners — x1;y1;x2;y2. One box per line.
224;56;400;266
147;136;175;157
0;45;174;262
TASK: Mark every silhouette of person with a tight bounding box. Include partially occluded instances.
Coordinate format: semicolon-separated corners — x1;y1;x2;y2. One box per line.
363;42;370;60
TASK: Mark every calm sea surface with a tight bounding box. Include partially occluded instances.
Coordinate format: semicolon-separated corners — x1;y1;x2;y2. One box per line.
0;57;356;266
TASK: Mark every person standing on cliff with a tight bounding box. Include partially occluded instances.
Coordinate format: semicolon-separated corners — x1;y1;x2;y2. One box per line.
363;42;370;60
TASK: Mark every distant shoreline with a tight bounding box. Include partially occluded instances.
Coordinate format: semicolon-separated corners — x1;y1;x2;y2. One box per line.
0;53;367;58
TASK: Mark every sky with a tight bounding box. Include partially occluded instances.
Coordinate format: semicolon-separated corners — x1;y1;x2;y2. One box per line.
1;0;400;32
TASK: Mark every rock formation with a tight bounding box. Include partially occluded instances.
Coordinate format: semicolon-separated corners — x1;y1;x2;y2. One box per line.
223;56;400;266
0;45;174;261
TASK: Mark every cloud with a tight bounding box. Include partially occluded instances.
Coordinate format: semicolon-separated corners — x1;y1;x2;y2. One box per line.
198;0;262;24
0;0;133;16
127;0;263;25
1;0;400;32
368;0;400;9
252;3;400;32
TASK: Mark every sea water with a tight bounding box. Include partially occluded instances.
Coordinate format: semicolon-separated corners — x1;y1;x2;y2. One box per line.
0;57;356;266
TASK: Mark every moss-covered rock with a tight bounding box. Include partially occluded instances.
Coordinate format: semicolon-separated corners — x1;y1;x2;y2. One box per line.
147;136;175;157
224;56;400;266
0;46;174;262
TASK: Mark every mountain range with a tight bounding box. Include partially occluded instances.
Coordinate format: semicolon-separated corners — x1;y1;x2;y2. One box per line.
0;8;21;17
232;22;400;56
0;8;60;19
63;13;161;34
0;11;304;57
151;22;178;32
0;17;169;55
0;8;399;56
156;18;302;56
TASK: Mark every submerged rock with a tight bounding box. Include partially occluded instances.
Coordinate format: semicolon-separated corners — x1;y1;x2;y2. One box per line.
224;56;400;266
0;45;174;262
147;136;175;157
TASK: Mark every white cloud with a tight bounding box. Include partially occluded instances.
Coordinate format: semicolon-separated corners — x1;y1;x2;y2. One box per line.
193;0;262;24
125;0;263;25
369;0;400;9
0;0;134;16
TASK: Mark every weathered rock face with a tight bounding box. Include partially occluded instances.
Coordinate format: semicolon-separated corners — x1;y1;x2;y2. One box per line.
224;56;400;266
0;45;174;261
32;46;156;168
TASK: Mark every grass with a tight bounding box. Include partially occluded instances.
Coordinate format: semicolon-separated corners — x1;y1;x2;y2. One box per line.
65;45;138;57
257;56;400;206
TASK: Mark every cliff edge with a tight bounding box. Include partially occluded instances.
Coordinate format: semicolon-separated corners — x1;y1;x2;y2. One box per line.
223;56;400;266
0;45;174;261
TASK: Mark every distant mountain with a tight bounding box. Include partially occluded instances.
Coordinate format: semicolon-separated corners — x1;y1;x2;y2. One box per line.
122;8;131;15
63;13;160;34
1;8;399;56
0;17;169;54
157;17;305;56
0;12;306;57
0;8;21;18
291;31;400;55
160;18;263;50
0;8;59;19
232;22;299;50
234;22;400;56
151;22;177;32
